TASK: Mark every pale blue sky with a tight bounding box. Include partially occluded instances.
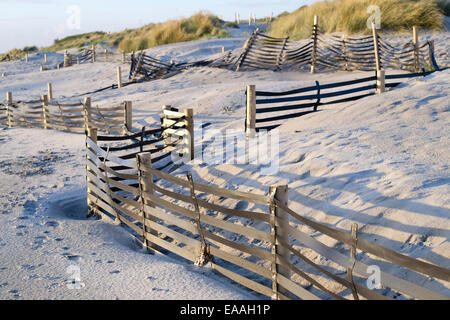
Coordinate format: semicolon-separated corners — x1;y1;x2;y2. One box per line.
0;0;315;52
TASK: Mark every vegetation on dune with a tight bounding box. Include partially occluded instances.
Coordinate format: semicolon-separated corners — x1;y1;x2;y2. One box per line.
40;12;229;53
268;0;446;40
117;12;229;52
41;32;109;52
0;46;38;62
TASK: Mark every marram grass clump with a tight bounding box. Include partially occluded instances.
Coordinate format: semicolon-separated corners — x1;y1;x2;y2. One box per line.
269;0;445;40
118;12;228;52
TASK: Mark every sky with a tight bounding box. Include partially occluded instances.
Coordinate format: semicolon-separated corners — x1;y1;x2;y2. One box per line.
0;0;316;53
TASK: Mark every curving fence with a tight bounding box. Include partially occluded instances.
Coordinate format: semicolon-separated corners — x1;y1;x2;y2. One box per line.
234;23;440;73
85;111;450;300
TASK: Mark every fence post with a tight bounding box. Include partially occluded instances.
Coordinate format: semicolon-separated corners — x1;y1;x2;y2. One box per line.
269;185;291;300
40;66;44;72
92;45;96;63
84;97;92;131
41;94;48;129
246;85;256;135
376;69;385;94
310;16;319;74
47;83;53;101
122;52;126;63
123;101;132;134
347;223;360;300
6;92;12;128
413;26;419;72
86;127;98;218
249;13;252;26
25;53;29;63
77;56;80;65
428;40;438;71
372;21;381;71
117;66;122;88
104;49;108;62
137;152;157;253
44;53;47;64
184;109;194;161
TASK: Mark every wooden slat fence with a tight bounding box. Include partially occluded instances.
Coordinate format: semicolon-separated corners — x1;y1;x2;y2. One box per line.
85;108;450;300
2;93;131;134
245;70;438;132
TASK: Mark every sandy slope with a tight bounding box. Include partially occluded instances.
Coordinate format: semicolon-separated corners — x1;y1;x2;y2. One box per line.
0;28;449;299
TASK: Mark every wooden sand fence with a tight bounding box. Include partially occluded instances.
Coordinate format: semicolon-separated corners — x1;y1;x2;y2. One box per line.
2;91;132;134
234;19;439;73
63;46;130;68
245;69;437;132
85;107;450;300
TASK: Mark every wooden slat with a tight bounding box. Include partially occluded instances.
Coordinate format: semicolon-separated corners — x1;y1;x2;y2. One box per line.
86;137;137;168
142;190;270;242
153;184;270;223
279;201;450;282
276;273;321;300
212;263;273;298
140;164;268;205
146;233;197;263
203;230;272;261
286;224;449;300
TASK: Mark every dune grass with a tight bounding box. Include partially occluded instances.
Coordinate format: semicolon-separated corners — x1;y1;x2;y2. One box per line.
0;46;38;62
41;12;229;53
117;12;228;52
268;0;446;40
41;32;108;52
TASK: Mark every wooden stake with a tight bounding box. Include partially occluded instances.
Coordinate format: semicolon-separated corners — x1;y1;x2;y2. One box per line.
246;85;256;134
347;223;360;300
6;92;12;128
25;53;29;63
47;83;53;101
124;101;132;133
86;127;98;217
310;16;319;73
41;94;48;129
137;152;157;253
44;53;47;64
372;21;381;71
84;97;92;131
269;185;291;300
184;109;194;161
104;49;108;62
117;66;122;88
40;66;44;72
92;45;96;63
413;26;420;72
249;13;252;26
376;69;385;94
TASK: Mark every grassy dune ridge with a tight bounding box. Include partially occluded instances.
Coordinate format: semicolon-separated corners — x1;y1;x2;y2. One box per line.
37;12;229;54
269;0;447;40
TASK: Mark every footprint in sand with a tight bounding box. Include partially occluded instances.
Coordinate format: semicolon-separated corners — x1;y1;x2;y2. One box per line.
45;221;59;228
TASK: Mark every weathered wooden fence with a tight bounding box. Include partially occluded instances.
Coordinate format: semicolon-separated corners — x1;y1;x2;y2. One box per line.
245;69;436;132
235;21;440;73
85;107;450;300
2;91;132;134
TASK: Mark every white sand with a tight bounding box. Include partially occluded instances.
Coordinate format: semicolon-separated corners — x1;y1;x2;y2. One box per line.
0;29;448;299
